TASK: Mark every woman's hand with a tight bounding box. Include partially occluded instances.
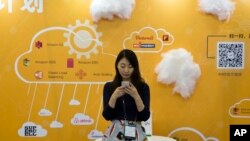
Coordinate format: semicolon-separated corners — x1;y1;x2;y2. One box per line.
123;82;139;99
112;86;126;99
124;82;145;112
109;86;126;108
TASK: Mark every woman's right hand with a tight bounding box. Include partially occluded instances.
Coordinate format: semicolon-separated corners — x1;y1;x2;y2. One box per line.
112;86;125;99
108;86;125;108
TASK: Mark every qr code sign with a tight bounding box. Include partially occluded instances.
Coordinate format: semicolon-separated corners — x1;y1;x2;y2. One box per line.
217;42;244;69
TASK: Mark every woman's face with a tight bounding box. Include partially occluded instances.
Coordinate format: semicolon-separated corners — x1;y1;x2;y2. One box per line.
117;57;134;80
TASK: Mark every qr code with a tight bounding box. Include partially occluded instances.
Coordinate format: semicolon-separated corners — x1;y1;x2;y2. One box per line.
217;42;244;69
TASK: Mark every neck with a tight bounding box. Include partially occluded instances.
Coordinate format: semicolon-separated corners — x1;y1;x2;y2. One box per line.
123;78;130;81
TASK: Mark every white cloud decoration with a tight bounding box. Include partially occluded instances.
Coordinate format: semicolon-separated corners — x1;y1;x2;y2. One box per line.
90;0;135;22
88;129;103;140
155;48;201;99
50;121;63;128
71;113;94;125
199;0;235;21
18;122;47;137
69;99;80;105
38;108;52;116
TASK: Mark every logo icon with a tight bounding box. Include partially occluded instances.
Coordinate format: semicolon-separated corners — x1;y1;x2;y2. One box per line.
23;58;30;67
34;71;43;79
233;107;240;115
75;69;86;80
67;58;74;68
230;125;250;141
35;41;43;49
163;35;169;41
133;42;155;48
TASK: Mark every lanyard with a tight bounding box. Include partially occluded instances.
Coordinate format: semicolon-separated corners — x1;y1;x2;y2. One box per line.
122;96;137;122
122;97;127;121
122;96;137;141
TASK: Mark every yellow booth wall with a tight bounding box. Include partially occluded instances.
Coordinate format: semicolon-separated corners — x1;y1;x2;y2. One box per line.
0;0;250;141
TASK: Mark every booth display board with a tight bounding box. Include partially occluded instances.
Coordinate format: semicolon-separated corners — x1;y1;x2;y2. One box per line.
1;0;250;140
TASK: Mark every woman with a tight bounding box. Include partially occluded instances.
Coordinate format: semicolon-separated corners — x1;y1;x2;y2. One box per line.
102;49;150;141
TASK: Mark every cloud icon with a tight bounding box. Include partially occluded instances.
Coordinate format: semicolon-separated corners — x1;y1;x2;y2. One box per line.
168;127;219;141
50;120;63;128
229;99;250;118
90;0;135;22
38;108;52;116
199;0;235;21
71;113;94;125
18;122;47;137
155;48;201;99
15;20;116;84
69;99;80;105
123;26;174;53
88;129;103;140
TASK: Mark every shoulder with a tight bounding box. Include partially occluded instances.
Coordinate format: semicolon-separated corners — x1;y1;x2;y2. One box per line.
104;81;115;91
141;81;149;88
104;81;112;86
138;81;149;92
138;82;150;97
104;81;112;88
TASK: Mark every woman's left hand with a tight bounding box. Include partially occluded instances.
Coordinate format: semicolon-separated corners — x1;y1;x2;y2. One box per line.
123;82;139;99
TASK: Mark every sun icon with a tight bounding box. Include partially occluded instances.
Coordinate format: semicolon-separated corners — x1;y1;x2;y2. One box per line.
64;20;102;59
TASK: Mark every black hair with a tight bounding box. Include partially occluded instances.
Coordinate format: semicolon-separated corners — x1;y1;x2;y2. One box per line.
110;49;145;91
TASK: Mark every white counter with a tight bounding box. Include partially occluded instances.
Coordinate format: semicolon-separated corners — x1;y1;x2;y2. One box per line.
148;135;176;141
95;135;176;141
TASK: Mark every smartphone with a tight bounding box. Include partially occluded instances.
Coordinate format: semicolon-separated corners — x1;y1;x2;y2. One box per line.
121;81;130;87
